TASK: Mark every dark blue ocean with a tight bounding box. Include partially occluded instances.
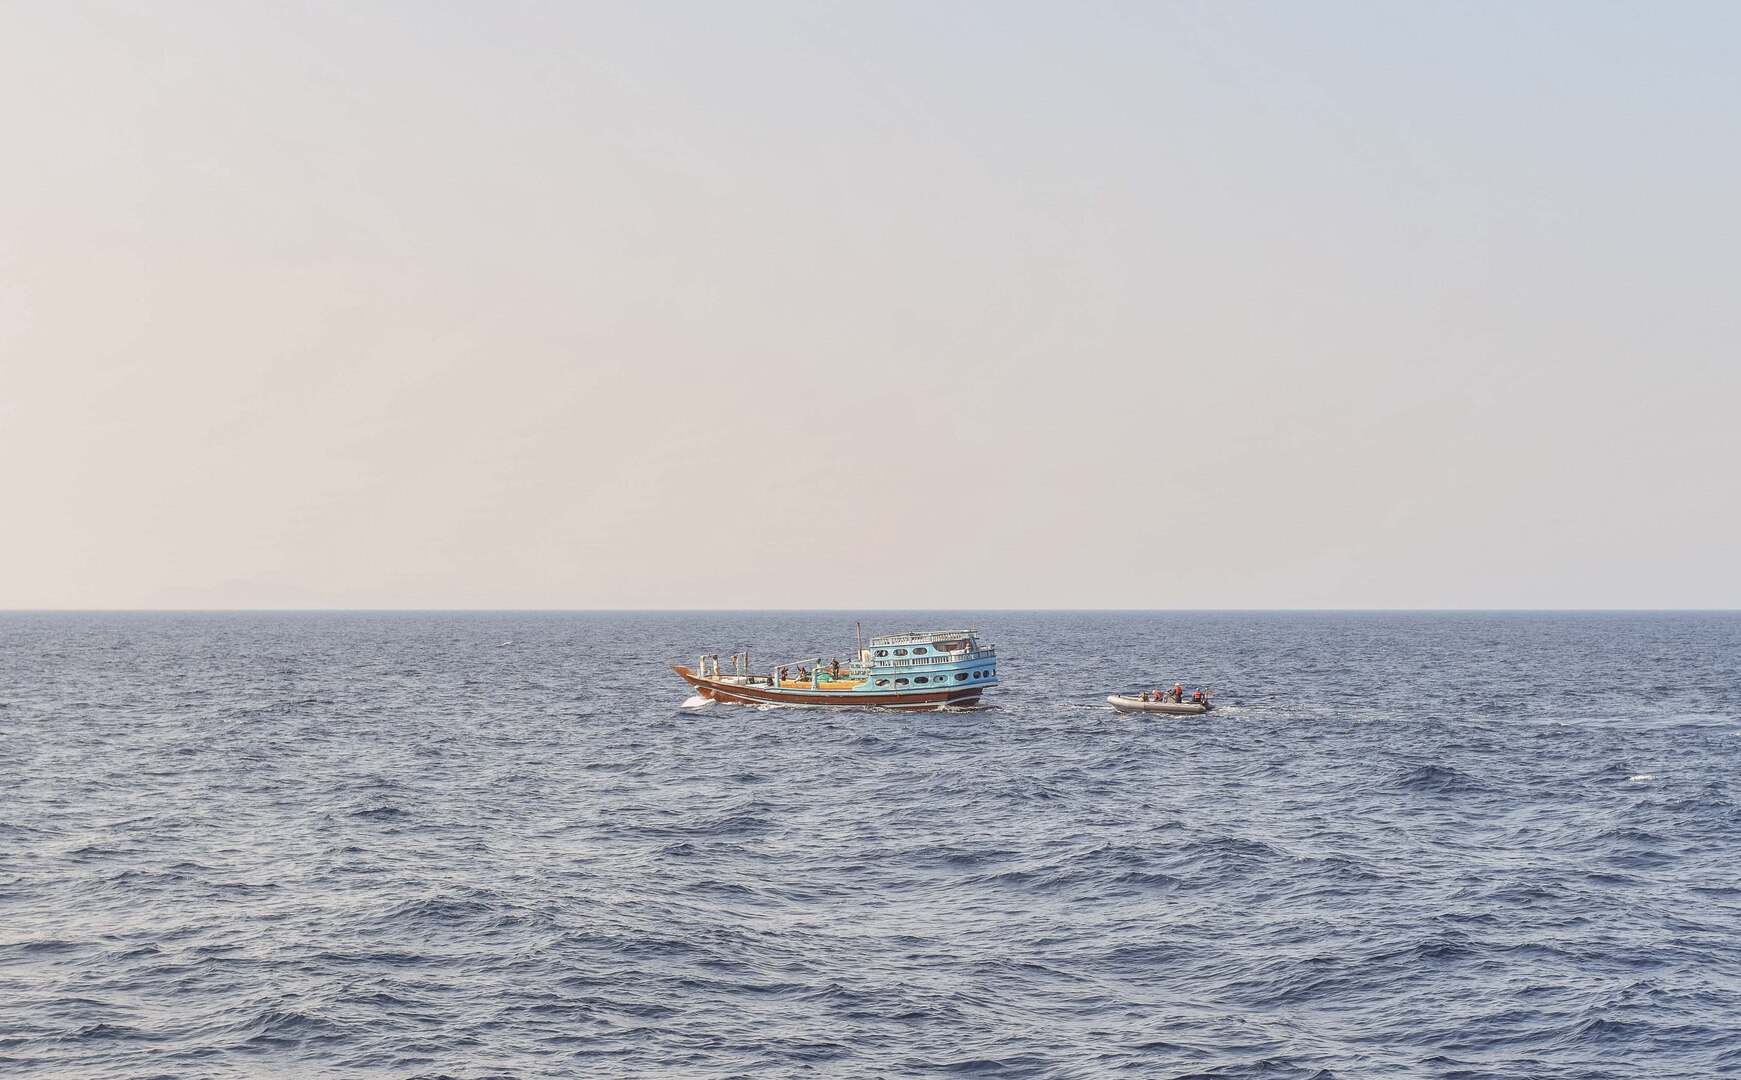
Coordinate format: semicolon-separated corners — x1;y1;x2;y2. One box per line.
3;612;1739;1078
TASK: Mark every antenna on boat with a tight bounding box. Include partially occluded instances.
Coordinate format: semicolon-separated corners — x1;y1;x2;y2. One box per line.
855;621;864;659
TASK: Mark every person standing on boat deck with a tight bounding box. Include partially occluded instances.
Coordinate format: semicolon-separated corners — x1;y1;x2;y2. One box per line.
1173;683;1183;702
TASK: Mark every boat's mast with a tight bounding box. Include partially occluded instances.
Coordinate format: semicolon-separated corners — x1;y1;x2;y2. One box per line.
856;621;864;659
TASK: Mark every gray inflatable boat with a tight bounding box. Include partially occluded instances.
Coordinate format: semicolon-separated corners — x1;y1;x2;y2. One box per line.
1107;693;1210;715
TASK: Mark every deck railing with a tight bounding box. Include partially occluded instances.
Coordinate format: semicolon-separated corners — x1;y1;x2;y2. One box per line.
866;629;980;647
769;643;997;676
873;648;996;669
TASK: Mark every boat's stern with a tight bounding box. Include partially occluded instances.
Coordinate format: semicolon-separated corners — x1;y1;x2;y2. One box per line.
860;628;997;704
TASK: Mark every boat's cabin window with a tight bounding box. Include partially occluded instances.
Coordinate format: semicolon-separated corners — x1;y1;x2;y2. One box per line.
895;678;909;686
875;679;889;686
875;649;887;657
912;646;927;655
955;673;968;681
894;648;907;656
914;676;928;684
935;639;969;653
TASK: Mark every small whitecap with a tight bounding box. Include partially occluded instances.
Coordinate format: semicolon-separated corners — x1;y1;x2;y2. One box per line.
1628;774;1657;782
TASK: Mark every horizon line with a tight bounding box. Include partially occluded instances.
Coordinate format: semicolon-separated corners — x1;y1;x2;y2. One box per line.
3;607;1738;615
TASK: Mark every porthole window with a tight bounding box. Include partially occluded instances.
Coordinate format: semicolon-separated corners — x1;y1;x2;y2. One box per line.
875;649;887;657
895;678;909;686
914;675;928;684
894;648;908;656
955;673;968;681
914;646;928;655
875;679;889;686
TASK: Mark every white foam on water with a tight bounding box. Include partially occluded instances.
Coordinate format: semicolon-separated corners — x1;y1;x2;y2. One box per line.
1628;774;1657;782
680;695;714;710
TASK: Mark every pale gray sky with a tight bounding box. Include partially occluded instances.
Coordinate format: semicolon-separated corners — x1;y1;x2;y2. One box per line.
2;1;1737;609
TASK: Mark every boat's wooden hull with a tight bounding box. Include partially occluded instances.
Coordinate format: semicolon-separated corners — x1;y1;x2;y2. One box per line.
674;666;985;710
1107;694;1209;715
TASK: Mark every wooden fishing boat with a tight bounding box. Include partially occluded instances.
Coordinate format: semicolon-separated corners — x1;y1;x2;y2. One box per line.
672;628;997;711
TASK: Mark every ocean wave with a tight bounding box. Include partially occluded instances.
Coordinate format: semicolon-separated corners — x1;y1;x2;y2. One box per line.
1387;763;1490;795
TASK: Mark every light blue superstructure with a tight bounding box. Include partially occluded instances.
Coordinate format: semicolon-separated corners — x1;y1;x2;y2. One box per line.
852;629;999;698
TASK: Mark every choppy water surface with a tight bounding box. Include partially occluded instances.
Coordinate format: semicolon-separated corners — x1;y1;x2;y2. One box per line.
2;611;1739;1078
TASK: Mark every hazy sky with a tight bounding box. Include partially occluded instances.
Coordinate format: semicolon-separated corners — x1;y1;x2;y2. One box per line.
3;2;1737;609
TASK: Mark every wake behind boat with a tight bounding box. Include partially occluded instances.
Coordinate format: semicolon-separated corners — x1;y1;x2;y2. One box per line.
672;627;997;710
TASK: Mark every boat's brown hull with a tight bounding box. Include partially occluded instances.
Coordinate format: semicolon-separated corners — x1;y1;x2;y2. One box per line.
673;666;985;710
